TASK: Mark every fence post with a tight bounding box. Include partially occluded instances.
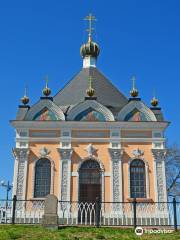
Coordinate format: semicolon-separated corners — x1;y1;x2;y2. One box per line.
173;197;177;231
12;195;17;224
95;197;101;227
133;198;137;228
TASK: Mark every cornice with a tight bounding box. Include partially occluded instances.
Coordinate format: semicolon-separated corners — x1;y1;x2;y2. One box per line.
10;120;169;130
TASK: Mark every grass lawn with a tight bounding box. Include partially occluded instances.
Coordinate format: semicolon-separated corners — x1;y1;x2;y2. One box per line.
0;225;179;240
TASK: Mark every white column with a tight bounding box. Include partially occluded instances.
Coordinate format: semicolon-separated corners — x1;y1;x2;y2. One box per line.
152;149;167;202
12;148;29;200
58;149;73;202
109;149;123;202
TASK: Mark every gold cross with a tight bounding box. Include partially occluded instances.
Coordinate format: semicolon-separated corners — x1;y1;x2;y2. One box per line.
44;75;49;88
24;86;27;97
84;13;96;37
88;75;93;89
131;75;136;89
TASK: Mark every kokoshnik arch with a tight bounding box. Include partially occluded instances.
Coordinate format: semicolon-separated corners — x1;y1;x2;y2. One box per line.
10;14;169;205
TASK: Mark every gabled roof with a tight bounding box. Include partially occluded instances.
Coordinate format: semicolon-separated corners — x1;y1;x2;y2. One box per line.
53;67;128;114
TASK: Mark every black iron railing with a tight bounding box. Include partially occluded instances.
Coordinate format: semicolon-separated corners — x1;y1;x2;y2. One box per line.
0;196;179;231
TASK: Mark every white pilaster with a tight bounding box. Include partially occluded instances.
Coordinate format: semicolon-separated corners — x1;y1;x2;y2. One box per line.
58;148;73;202
109;148;123;202
12;148;29;200
152;149;167;202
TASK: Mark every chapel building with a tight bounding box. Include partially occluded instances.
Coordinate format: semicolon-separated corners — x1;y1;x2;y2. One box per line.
11;15;169;205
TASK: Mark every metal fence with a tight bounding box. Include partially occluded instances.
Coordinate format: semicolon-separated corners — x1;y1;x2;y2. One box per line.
0;196;179;230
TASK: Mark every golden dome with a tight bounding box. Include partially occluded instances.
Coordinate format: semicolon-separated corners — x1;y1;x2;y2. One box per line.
80;36;100;59
21;87;29;105
130;88;139;98
21;95;29;105
43;87;51;96
42;76;51;96
86;87;95;97
130;76;139;98
151;97;158;107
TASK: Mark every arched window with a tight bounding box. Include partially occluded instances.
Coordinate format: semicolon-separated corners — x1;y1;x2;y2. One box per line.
34;158;51;198
130;159;146;198
79;160;101;202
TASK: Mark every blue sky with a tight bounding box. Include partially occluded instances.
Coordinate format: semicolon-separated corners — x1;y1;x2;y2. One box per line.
0;0;180;198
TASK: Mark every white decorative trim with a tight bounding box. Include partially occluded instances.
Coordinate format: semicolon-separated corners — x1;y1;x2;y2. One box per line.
71;172;79;177
118;100;157;121
132;149;144;158
58;149;73;201
77;156;105;172
24;98;65;120
71;172;112;177
152;149;167;202
109;149;123;202
11;119;169;130
12;148;29;200
12;156;19;197
67;100;115;121
16;136;166;143
84;143;97;157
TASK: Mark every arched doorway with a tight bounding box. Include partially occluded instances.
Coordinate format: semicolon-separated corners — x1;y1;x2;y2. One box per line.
79;159;102;203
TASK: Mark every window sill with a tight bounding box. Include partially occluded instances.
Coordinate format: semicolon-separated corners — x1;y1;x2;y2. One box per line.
30;198;45;201
127;198;153;203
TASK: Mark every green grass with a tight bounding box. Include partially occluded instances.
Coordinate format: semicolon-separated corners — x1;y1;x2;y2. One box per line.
0;225;179;240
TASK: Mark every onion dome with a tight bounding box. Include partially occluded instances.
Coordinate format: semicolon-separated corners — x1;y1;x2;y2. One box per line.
86;87;95;97
151;96;159;107
130;76;139;98
130;88;139;98
80;36;100;59
86;76;95;97
42;76;51;97
21;87;29;105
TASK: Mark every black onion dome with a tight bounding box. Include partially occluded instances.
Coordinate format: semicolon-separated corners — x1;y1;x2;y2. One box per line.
80;36;100;58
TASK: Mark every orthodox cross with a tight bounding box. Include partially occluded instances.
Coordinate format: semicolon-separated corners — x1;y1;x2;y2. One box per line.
44;75;49;88
131;75;136;89
24;86;28;97
84;13;96;37
88;75;93;89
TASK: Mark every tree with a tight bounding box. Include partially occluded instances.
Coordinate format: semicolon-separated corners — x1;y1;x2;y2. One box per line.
166;144;180;198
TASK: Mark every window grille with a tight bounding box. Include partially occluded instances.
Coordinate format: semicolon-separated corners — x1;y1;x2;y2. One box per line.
130;159;146;198
34;158;51;198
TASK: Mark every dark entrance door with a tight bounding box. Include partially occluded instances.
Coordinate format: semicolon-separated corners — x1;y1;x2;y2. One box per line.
78;159;101;223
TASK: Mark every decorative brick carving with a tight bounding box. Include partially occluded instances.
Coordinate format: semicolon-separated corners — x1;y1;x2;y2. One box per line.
61;161;68;202
58;149;73;160
58;148;73;202
13;148;29;200
109;149;123;202
152;149;167;202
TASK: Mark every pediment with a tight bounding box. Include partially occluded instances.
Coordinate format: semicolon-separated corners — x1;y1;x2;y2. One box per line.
24;99;65;121
118;100;157;121
67;100;114;121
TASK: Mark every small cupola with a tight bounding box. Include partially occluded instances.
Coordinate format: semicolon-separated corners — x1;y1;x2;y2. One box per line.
80;14;100;68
